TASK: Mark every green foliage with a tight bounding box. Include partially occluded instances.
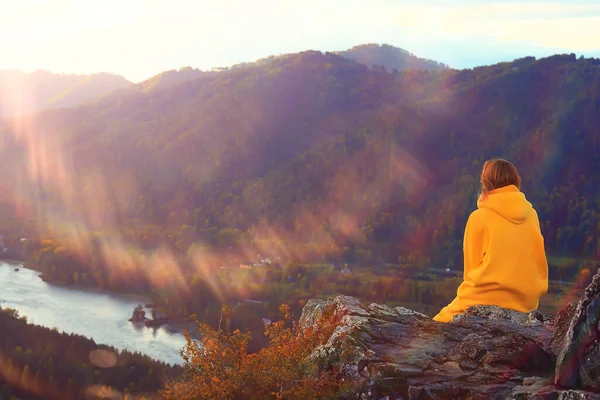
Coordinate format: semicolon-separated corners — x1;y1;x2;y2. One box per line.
338;43;448;72
3;53;598;267
14;54;600;263
0;306;179;399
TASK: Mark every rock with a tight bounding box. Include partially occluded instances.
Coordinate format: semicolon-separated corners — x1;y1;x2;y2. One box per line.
512;377;600;399
456;304;552;327
446;330;554;374
300;298;331;330
128;304;147;323
299;293;598;400
459;304;529;324
549;302;578;356
555;269;600;390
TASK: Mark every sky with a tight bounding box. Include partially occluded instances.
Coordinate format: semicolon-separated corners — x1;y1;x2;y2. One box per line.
1;0;599;82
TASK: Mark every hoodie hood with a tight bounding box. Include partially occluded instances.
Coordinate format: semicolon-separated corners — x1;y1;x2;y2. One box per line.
476;185;533;224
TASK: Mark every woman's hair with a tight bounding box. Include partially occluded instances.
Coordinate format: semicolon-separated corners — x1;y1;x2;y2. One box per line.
480;159;521;199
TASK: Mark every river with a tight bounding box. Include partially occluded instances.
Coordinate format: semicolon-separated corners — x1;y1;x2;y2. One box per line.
0;262;187;365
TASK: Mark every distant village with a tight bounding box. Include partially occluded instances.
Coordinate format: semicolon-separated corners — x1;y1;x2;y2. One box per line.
220;256;274;271
218;252;465;282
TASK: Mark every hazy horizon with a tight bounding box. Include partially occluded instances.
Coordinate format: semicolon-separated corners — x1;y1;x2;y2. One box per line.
2;0;599;83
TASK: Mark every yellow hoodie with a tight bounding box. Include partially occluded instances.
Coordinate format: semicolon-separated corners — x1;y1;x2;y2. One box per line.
433;185;548;323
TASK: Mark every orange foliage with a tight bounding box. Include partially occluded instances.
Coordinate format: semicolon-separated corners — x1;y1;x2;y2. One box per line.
577;268;593;288
161;304;346;400
53;246;68;254
40;239;55;249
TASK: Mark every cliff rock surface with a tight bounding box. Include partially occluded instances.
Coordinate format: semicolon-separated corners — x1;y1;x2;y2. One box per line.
300;271;600;399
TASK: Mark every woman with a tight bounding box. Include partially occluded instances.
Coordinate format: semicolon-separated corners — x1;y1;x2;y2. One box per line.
433;159;548;323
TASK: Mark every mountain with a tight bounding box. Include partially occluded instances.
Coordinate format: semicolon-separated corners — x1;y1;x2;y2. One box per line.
0;51;599;294
132;44;448;96
0;70;132;119
137;66;207;93
337;43;448;72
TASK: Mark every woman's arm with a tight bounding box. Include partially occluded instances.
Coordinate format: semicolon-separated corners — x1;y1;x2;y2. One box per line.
463;211;485;280
533;209;549;294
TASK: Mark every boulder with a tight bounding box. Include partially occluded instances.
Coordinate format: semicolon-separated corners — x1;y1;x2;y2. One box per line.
300;278;600;399
128;305;147;323
555;269;600;390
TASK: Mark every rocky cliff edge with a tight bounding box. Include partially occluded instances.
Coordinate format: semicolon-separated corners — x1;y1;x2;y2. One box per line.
299;271;600;399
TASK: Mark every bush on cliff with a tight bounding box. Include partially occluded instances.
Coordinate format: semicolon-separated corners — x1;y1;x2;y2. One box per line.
161;304;347;400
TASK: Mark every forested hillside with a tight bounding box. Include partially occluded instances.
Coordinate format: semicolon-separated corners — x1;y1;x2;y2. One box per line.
0;307;178;399
136;67;207;93
0;50;598;326
337;43;448;72
0;70;131;119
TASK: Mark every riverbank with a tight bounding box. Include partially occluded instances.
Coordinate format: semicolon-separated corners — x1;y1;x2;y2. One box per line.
0;305;181;399
15;260;202;337
15;260;155;304
0;262;189;365
49;279;153;304
0;257;26;265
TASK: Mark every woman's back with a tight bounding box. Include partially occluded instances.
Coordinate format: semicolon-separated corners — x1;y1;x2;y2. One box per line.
433;159;548;323
455;186;548;312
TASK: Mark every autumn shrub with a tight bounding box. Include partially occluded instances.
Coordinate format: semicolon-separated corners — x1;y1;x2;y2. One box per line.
160;304;347;400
